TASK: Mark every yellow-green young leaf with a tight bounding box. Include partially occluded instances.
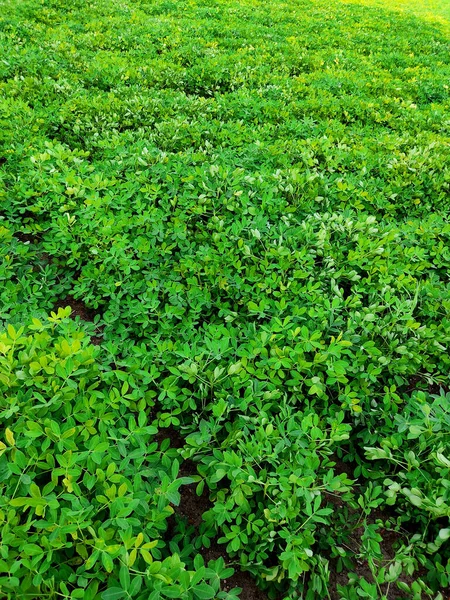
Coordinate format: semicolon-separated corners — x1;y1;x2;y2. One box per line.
436;452;450;468
61;427;77;439
85;551;99;570
9;497;30;507
5;428;15;446
0;441;6;456
147;562;162;576
76;544;89;560
140;549;153;564
29;483;41;498
227;361;242;376
106;463;116;477
408;494;423;507
0;373;10;385
265;566;279;582
0;342;11;355
127;549;137;567
141;540;158;550
135;533;144;548
102;552;114;573
118;483;128;497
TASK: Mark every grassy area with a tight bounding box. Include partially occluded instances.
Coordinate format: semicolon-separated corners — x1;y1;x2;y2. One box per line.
345;0;450;26
0;0;449;599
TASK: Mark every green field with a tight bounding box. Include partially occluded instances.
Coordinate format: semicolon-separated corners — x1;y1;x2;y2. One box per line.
345;0;450;24
1;0;449;598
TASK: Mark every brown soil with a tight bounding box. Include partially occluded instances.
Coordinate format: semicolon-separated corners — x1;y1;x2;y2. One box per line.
14;231;39;244
331;452;356;479
199;537;270;599
155;424;186;449
177;480;212;528
159;428;438;600
52;356;443;600
406;373;449;395
53;295;103;344
222;570;270;600
158;426;272;600
54;295;97;321
326;497;421;599
329;558;423;600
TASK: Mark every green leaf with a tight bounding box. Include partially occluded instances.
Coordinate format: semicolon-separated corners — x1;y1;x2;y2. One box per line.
119;565;130;590
220;567;234;579
129;577;143;596
85;550;100;570
9;498;30;507
171;459;179;479
102;552;114;573
101;588;126;600
162;586;182;598
22;544;43;557
193;583;216;599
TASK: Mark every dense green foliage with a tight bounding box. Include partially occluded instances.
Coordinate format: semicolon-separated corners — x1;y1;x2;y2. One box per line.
0;0;449;598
